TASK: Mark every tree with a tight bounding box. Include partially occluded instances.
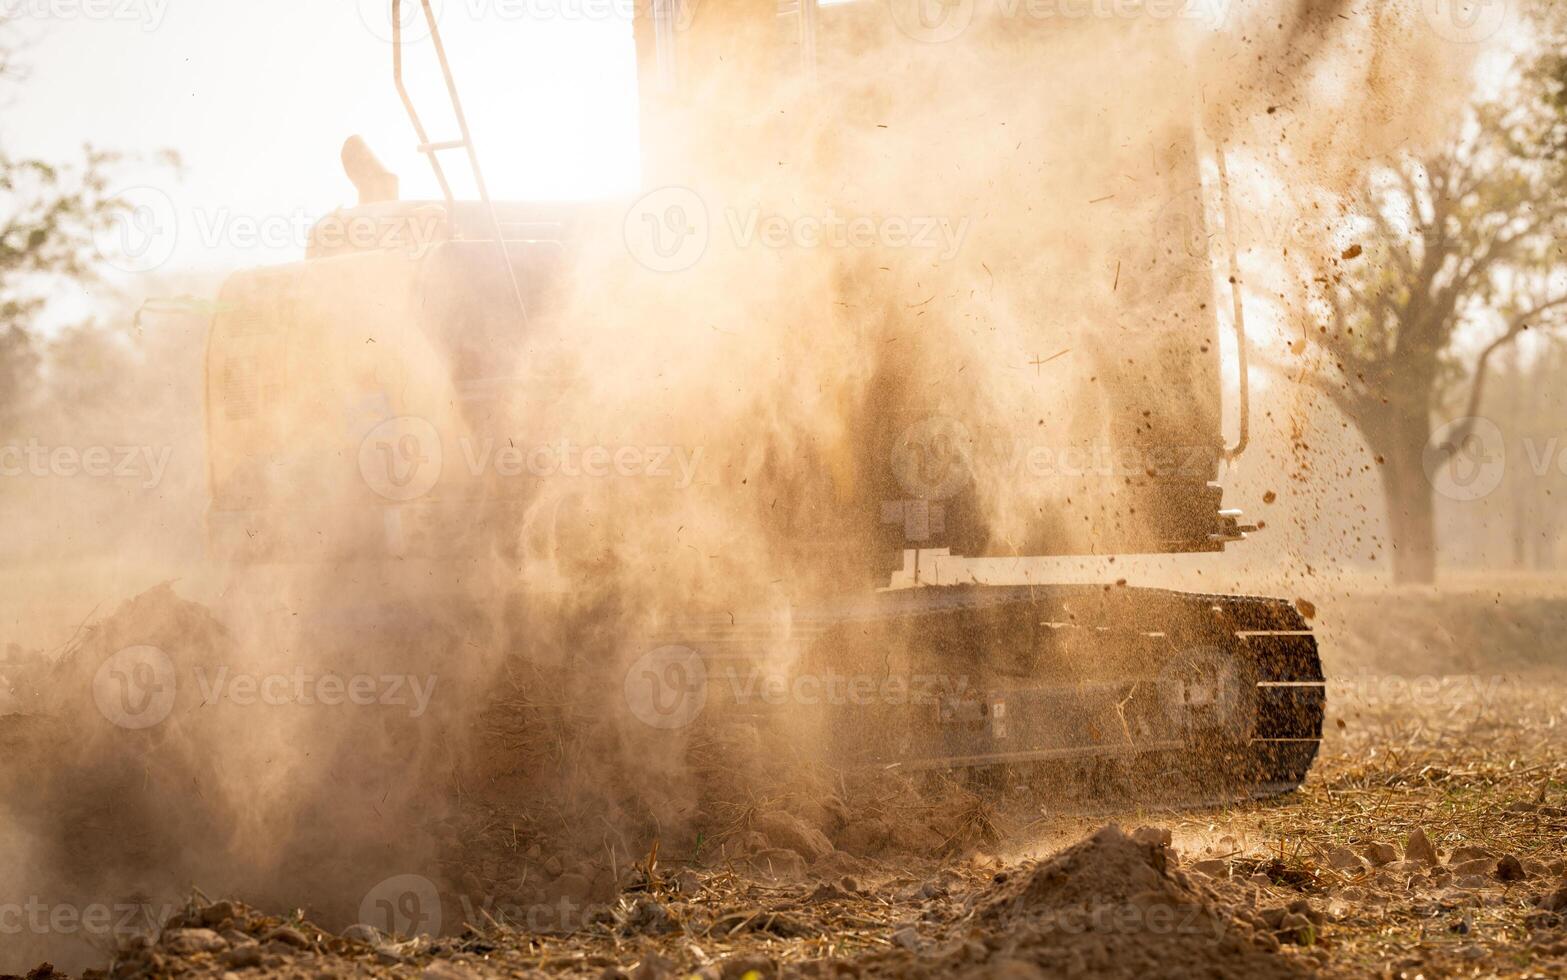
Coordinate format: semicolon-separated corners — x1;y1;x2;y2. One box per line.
0;20;176;428
1295;67;1567;584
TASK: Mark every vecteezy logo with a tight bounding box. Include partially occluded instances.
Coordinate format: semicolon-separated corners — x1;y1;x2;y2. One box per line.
360;874;442;938
359;416;443;502
1424;416;1506;501
357;0;444;44
623;186;709;273
93;186;179;274
891;415;975;501
92;645;177;730
1153;187;1212;261
1420;0;1509;44
624;645;707;730
887;0;974;43
1157;645;1251;741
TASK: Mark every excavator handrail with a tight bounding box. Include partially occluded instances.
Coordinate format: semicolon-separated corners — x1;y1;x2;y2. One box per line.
1216;148;1250;462
391;0;455;205
390;0;530;326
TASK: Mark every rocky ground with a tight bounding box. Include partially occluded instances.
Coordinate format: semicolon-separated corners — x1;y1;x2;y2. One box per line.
5;589;1567;979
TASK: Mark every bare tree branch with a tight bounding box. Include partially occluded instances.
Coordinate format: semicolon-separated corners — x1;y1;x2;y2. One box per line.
1455;294;1567;427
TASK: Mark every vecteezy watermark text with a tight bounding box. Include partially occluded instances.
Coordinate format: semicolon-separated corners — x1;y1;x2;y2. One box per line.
624;187;971;273
0;0;169;31
91;645;441;730
359;874;596;938
1329;673;1510;709
92;189;451;274
723;208;969;262
193;667;438;718
0;898;171;938
358;419;705;503
622;644;972;729
0;441;171;489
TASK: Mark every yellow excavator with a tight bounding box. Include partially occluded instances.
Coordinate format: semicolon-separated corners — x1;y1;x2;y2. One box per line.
203;0;1324;796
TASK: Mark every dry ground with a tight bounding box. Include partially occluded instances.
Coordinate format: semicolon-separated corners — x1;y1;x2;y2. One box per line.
6;586;1567;980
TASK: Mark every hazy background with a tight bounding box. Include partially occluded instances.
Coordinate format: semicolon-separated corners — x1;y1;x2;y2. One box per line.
6;1;642;278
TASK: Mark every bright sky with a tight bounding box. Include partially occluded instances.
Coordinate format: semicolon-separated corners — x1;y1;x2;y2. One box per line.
5;0;643;272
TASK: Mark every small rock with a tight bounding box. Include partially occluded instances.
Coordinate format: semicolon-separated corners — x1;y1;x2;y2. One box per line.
1362;842;1399;866
163;929;228;954
266;925;310;949
1498;855;1527;882
423;964;478;980
1449;846;1494;865
1327;846;1365;872
617;896;675;936
1404;828;1440;865
1451;859;1494;877
221;945;262;969
808;849;868;879
543;854;565;877
1191;859;1229;878
199;902;237;928
756;811;833;862
748;847;807;879
1132;826;1172;848
1287;898;1324;925
891;926;920;951
1278;912;1314;944
340;923;384;945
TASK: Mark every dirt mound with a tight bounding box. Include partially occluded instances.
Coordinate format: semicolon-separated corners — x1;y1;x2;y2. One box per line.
2;587;241;889
976;825;1178;920
863;826;1315;980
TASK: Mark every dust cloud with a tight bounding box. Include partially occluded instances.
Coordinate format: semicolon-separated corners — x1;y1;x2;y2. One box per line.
0;0;1495;973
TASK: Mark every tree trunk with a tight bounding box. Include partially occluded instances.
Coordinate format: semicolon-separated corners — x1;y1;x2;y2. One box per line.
1371;413;1439;586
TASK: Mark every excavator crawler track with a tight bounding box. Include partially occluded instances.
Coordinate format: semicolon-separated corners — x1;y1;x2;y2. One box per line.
667;584;1324;802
